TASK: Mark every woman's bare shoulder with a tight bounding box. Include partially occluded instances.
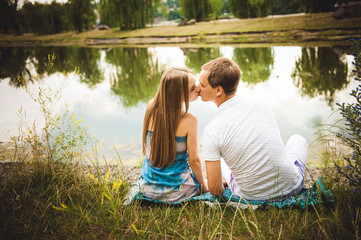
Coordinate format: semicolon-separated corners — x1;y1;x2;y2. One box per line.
177;112;198;135
181;112;197;123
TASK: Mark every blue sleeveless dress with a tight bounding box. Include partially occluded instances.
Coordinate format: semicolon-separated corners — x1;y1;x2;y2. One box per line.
136;130;199;202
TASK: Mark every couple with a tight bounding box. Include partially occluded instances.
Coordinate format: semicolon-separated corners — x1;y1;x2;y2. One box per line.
137;57;308;202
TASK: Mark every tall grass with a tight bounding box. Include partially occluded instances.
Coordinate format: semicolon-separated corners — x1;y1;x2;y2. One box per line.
0;55;361;239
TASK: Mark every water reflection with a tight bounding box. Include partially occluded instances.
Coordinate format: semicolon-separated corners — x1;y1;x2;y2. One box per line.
291;47;349;106
0;45;353;163
233;47;274;84
0;46;103;88
183;48;221;73
0;47;35;87
105;48;164;107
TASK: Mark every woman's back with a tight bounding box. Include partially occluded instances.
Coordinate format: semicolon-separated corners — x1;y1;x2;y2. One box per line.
139;123;199;202
135;67;207;203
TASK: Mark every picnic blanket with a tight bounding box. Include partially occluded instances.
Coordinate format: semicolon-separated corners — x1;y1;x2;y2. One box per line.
123;178;334;210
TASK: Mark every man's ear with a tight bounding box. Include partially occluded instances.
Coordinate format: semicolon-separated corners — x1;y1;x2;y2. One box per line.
215;86;224;97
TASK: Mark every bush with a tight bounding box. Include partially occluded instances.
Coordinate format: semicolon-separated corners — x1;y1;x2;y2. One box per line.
335;38;361;195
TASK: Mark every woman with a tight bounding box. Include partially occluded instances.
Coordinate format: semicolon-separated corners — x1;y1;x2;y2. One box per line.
137;67;207;202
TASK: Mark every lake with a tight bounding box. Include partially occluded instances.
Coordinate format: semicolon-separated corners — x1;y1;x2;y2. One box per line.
0;45;355;165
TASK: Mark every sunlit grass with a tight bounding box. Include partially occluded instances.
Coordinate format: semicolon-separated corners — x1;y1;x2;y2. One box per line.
0;12;360;47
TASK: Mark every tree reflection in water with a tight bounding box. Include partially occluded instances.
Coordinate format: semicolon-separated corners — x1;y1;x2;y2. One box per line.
0;47;35;88
0;46;351;109
232;47;274;85
0;46;103;88
291;47;349;106
105;48;164;107
183;48;221;73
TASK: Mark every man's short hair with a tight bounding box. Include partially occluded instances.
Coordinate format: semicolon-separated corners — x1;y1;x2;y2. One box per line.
201;57;241;95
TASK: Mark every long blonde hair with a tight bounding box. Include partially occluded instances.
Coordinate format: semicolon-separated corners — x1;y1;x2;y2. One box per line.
142;67;191;168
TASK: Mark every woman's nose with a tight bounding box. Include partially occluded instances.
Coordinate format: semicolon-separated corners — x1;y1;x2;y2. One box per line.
195;85;201;94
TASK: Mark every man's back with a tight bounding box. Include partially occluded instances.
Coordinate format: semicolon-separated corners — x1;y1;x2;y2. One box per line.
202;96;303;200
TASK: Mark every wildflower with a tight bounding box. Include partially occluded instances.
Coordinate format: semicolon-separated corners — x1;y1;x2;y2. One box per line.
102;192;110;200
105;170;110;181
131;224;139;235
52;205;62;211
113;179;123;190
52;203;67;211
88;173;96;181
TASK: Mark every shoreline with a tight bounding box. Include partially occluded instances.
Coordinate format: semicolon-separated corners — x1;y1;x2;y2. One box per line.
1;13;360;48
0;29;359;48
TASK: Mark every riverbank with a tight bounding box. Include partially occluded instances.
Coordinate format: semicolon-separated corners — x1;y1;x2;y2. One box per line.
1;12;361;47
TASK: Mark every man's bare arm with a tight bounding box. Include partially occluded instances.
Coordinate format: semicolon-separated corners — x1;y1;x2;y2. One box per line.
205;160;225;197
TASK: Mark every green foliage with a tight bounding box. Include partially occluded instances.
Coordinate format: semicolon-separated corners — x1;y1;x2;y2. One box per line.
209;0;223;19
335;38;361;196
179;0;211;21
1;0;95;35
0;0;21;34
233;47;274;85
184;48;221;73
22;2;70;34
0;47;34;88
68;0;96;33
272;0;302;15
301;0;333;14
105;47;164;107
98;0;159;30
229;0;272;18
291;47;349;106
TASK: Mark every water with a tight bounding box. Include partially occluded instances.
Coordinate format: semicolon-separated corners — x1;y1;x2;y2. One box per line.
0;45;355;165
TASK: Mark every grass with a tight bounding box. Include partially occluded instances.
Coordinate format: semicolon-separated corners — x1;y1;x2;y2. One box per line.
0;12;360;47
1;148;361;239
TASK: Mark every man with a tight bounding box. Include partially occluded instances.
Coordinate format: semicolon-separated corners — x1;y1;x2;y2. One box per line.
198;57;308;201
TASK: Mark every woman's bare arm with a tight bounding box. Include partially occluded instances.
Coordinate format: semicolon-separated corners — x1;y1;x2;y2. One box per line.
184;114;208;193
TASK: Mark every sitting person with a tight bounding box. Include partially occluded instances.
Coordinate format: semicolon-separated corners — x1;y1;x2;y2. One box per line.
136;67;208;202
198;57;308;201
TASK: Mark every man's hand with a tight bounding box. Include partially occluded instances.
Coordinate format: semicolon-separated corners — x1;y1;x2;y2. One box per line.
205;160;225;197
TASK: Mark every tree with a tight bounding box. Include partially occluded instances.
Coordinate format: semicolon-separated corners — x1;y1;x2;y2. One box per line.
99;0;159;30
69;0;96;33
229;0;272;18
301;0;333;14
273;0;301;15
291;47;349;106
22;2;70;35
209;0;223;19
0;0;21;34
179;0;211;21
228;0;249;18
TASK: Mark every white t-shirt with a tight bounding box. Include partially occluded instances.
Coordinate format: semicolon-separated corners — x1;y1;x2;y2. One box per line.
202;96;303;200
